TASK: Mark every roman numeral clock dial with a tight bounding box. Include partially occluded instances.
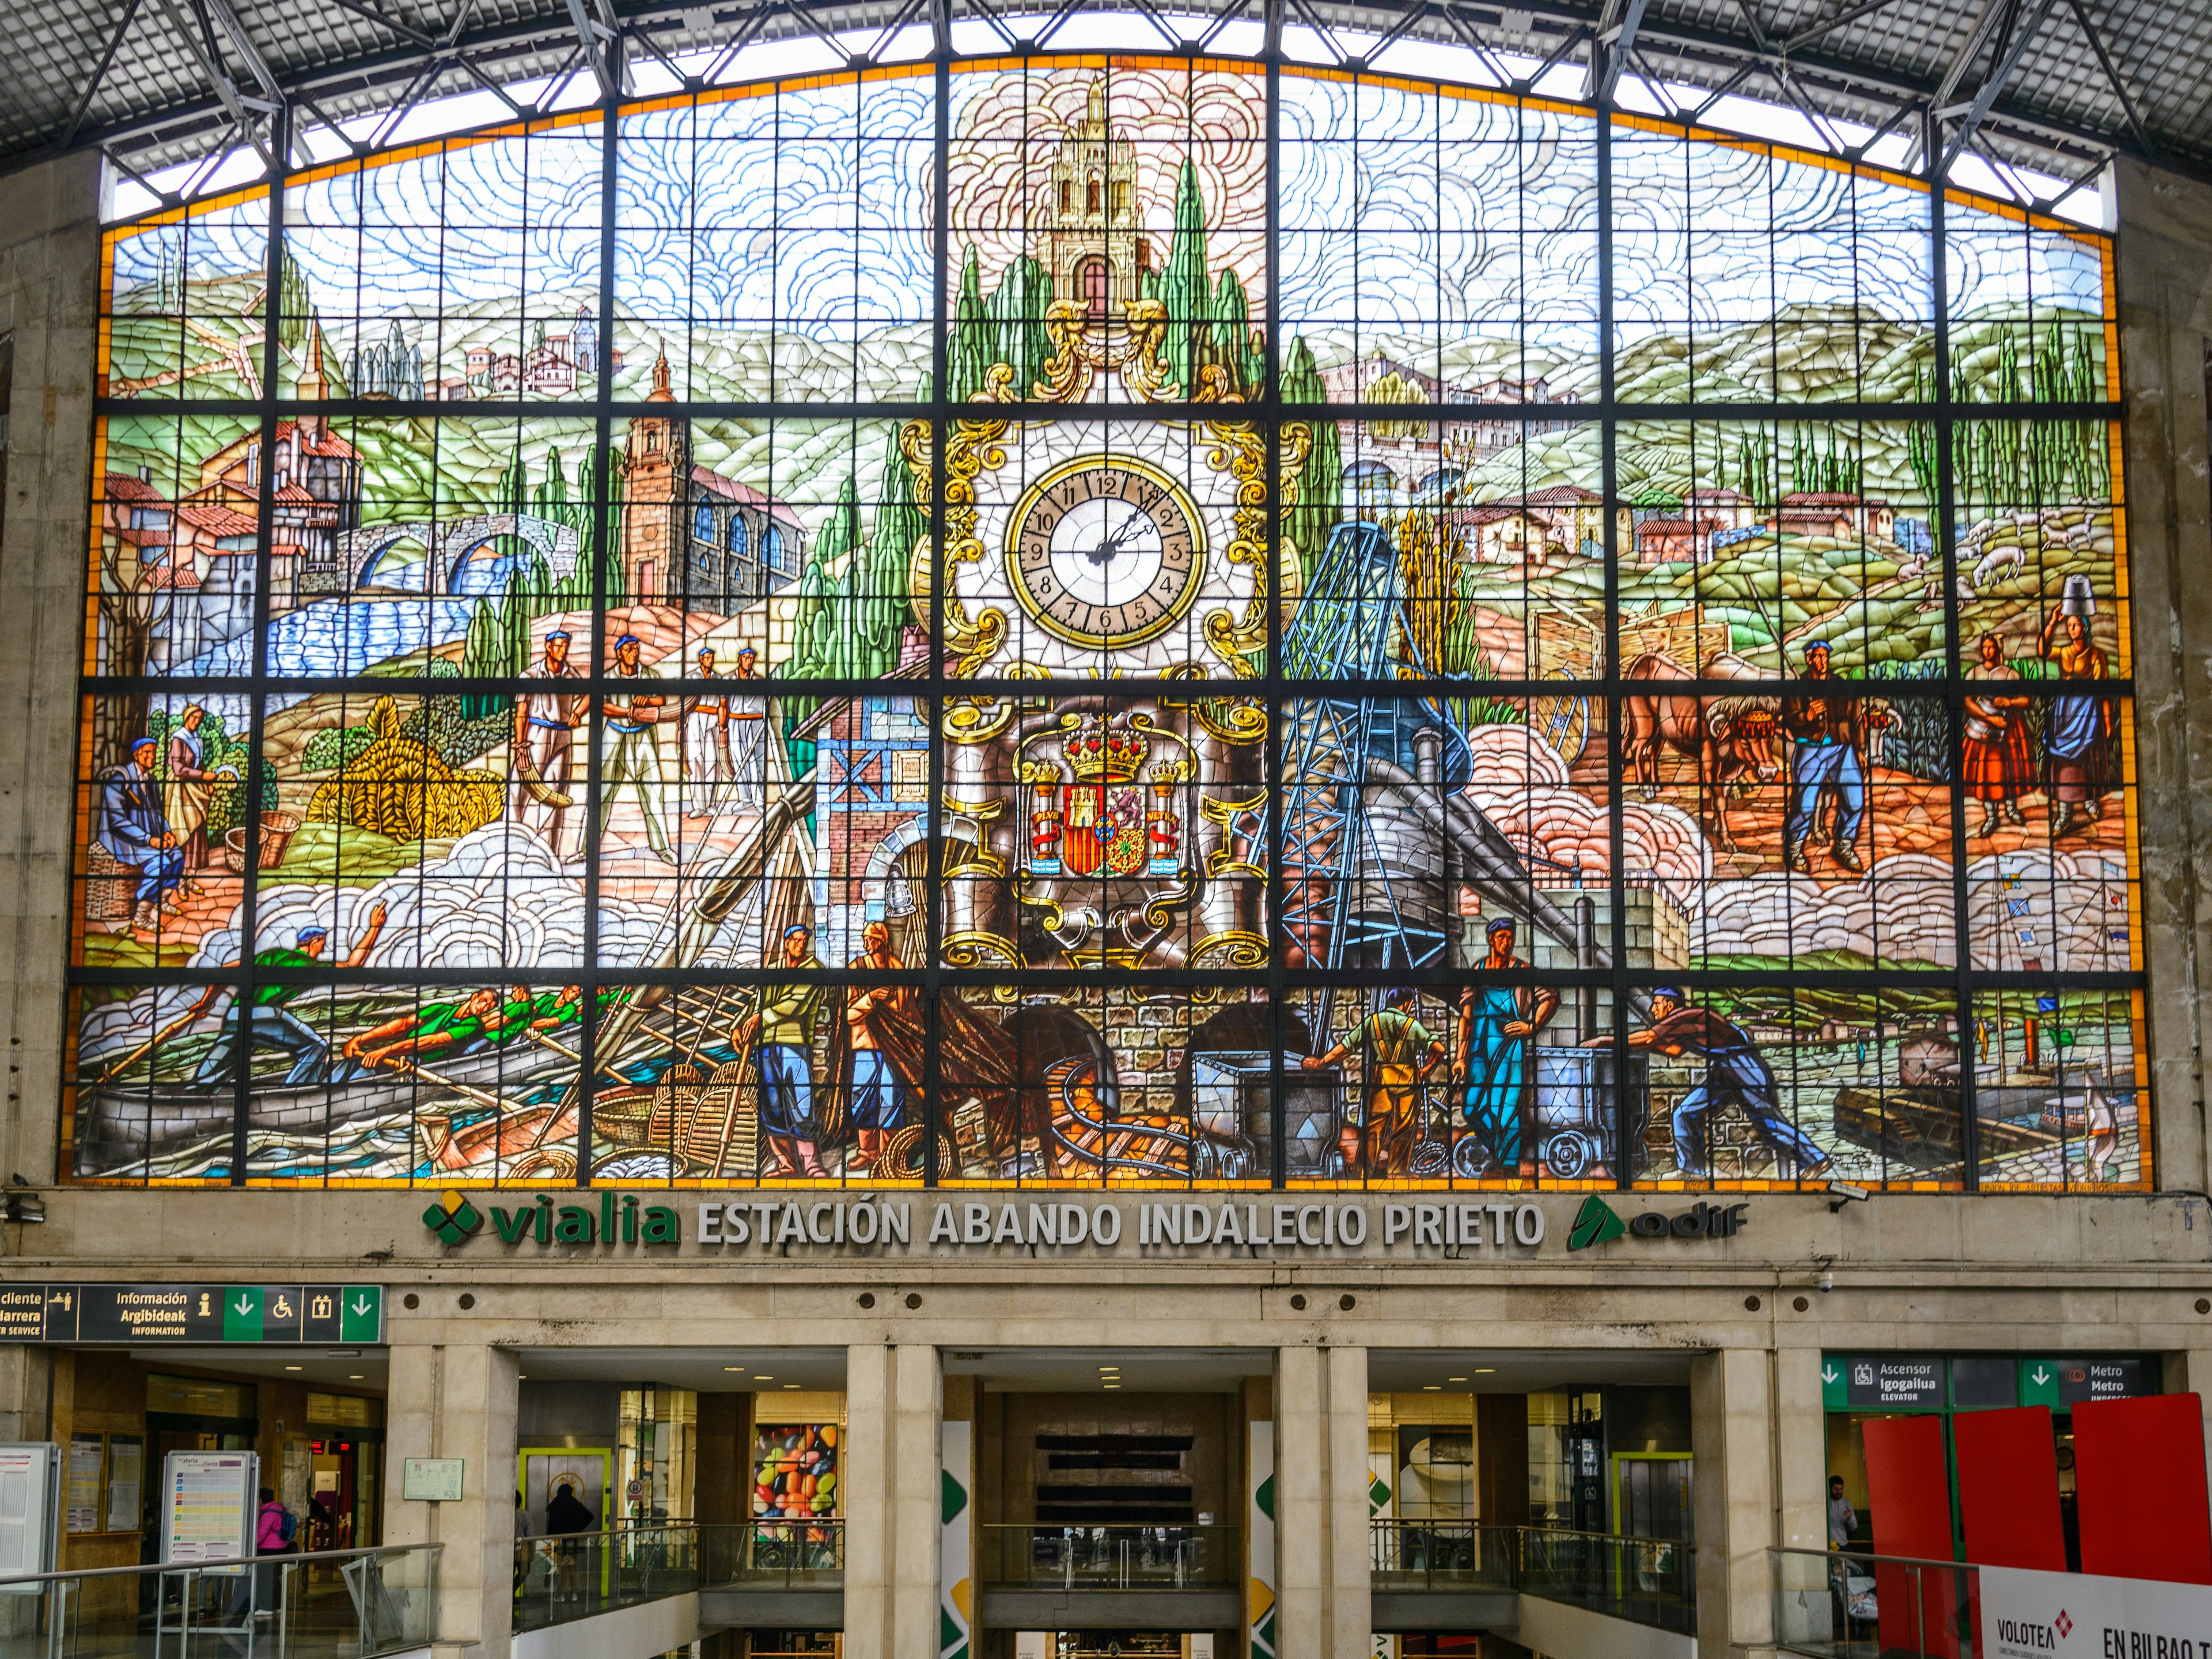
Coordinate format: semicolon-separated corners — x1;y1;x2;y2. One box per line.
1007;458;1206;649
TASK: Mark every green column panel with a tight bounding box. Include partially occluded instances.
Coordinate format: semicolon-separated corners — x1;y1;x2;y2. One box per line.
339;1286;384;1344
222;1286;264;1342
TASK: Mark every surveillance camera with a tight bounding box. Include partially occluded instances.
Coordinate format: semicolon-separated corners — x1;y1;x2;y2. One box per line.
1826;1180;1870;1212
1817;1272;1834;1293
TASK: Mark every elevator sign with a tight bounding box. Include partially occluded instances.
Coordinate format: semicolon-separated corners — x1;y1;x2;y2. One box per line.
3;1285;384;1344
1823;1357;1944;1409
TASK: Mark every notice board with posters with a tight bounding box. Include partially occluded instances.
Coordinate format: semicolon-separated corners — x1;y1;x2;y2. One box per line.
160;1450;257;1568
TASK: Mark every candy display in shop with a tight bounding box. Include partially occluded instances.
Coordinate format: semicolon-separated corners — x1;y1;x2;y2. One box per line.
753;1422;838;1520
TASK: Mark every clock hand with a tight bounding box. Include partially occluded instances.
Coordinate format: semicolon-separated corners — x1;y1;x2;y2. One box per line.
1084;506;1146;567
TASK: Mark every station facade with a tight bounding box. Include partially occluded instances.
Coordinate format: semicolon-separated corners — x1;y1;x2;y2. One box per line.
2;50;2212;1659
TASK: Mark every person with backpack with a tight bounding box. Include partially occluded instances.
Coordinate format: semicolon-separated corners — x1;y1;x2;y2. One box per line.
228;1487;293;1620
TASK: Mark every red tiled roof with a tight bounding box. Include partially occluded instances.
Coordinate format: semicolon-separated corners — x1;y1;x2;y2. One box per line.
690;464;803;530
272;419;359;461
142;561;200;589
1522;485;1604;505
104;472;169;503
177;502;259;537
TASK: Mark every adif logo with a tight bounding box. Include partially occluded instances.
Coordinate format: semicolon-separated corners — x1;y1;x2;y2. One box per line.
2054;1611;2072;1639
422;1190;483;1247
1567;1195;1627;1250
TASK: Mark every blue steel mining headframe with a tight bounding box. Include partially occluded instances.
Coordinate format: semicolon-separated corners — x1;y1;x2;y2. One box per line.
1278;517;1609;980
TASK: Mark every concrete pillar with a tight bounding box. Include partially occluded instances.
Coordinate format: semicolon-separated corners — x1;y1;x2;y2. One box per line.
844;1342;940;1659
1774;1344;1827;1556
384;1342;520;1659
0;1342;50;1442
1275;1346;1369;1658
1692;1348;1775;1658
0;149;101;1192
2115;154;2212;1194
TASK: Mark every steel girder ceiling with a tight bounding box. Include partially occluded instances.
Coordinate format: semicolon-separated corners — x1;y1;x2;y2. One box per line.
2;0;2207;207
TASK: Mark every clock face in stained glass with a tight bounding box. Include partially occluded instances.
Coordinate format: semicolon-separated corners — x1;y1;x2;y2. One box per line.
1006;457;1206;648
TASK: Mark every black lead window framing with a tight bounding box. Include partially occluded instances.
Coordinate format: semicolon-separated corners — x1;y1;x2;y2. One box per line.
70;50;2138;1192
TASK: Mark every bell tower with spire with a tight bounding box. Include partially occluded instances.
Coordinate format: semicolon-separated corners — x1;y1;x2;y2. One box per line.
622;344;687;602
1035;77;1147;323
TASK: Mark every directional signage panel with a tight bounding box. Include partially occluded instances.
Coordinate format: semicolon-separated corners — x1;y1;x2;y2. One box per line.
19;1286;384;1344
1823;1356;1945;1409
2020;1357;2154;1408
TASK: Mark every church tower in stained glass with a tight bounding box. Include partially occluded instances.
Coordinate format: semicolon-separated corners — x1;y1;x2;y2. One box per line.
1036;78;1149;320
622;346;684;602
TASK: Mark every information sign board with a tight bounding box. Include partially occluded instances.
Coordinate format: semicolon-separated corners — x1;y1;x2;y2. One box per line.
5;1285;383;1344
2018;1357;2154;1408
402;1459;465;1503
160;1450;256;1569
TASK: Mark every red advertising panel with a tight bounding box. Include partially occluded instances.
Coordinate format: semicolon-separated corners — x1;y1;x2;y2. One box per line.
2074;1392;2212;1585
1864;1414;1961;1657
1954;1406;2066;1569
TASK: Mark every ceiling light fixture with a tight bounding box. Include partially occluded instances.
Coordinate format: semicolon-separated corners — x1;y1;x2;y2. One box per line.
1474;1367;1496;1373
1422;1384;1441;1391
349;1374;365;1381
723;1366;746;1373
285;1365;304;1372
1448;1376;1468;1382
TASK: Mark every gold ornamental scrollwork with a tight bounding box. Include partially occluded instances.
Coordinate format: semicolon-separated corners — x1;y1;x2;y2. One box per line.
905;411;1014;676
1188;930;1270;970
1198;418;1313;675
1199;791;1270;882
941;931;1025;998
1035;302;1095;402
1154;664;1268;745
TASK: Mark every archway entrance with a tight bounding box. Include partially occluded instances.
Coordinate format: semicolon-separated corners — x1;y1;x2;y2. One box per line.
1077;256;1110;320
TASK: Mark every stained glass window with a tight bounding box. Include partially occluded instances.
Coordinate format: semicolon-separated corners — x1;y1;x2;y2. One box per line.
70;58;2138;1194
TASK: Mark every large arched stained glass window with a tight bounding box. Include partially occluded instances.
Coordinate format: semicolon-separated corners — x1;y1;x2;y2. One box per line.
71;57;2138;1195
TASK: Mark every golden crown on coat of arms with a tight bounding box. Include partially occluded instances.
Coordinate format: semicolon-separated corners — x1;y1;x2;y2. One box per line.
1062;718;1150;785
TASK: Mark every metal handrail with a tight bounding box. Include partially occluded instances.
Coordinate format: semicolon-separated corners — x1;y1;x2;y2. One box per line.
1771;1540;1980;1659
980;1522;1241;1590
0;1539;440;1588
1368;1521;1699;1634
0;1540;442;1659
513;1520;849;1633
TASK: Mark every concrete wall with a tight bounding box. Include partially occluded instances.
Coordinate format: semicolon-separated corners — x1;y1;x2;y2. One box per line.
2118;151;2212;1198
0;147;99;1195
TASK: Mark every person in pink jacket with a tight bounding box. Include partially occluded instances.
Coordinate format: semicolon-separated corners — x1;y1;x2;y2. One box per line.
227;1488;292;1620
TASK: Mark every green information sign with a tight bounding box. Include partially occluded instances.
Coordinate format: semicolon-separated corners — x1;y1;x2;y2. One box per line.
221;1287;264;1342
339;1287;383;1345
1821;1358;1848;1410
2020;1357;2153;1408
6;1285;386;1344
